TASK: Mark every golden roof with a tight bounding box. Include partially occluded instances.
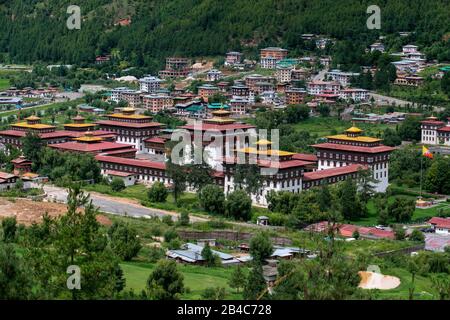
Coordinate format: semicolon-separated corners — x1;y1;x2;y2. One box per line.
238;147;295;157
345;126;363;133
212;109;231;116
206;117;235;124
64;123;96;128
73;135;104;142
109;113;151;120
256;139;272;145
122;107;136;112
12;122;55;130
25;115;41;121
327;134;381;143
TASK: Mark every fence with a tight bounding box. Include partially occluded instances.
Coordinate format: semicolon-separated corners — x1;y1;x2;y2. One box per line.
177;230;292;246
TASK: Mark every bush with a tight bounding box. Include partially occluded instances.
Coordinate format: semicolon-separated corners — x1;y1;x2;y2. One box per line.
225;190;252;221
179;211;190;226
162;215;174;226
108;222;142;261
1;217;17;243
394;226;406;240
198;185;225;214
148;246;165;263
164;228;178;243
110;178;126;192
409;229;425;242
147;182;168;202
201;287;226;300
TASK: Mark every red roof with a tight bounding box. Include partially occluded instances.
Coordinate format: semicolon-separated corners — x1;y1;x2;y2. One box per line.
306;221;395;239
0;171;17;180
437;126;450;132
11;157;31;164
303;164;366;181
144;136;167;144
95;155;166;170
105;170;136;177
96;120;162;129
429;217;450;229
421;120;445;126
292;153;318;162
312;143;395;154
180;123;255;132
222;157;312;169
0;129;115;140
49;141;135;153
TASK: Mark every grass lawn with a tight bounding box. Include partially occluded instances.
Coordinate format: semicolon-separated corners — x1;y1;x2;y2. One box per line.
121;261;243;299
0;78;10;90
353;195;450;227
374;267;440;300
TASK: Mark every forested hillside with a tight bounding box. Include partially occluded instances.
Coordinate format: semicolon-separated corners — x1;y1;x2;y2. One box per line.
0;0;449;70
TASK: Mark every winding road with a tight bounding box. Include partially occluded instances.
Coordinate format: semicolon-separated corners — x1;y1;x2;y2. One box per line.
43;185;206;222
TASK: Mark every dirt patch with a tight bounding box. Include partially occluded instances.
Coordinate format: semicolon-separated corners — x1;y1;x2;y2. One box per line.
358;271;401;290
0;198;111;226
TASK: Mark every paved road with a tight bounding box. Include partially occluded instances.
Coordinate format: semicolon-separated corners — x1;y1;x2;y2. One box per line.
369;92;445;112
43;185;187;220
313;69;328;81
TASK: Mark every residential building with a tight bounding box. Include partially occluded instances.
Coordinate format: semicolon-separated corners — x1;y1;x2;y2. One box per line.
421;116;450;146
158;57;190;79
326;69;360;86
370;42;385;53
142;94;174;113
428;217;450;235
340;89;369;102
225;51;243;66
198;84;219;102
139;76;163;93
307;80;341;95
260;47;288;69
285;88;307;105
206;69;223;82
276;65;293;83
394;76;424;87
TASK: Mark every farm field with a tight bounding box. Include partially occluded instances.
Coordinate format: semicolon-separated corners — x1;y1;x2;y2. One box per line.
121;261;242;300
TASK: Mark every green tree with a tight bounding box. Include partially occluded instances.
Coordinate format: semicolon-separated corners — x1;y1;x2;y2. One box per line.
108;222;142;261
338;178;363;220
225;190;252;221
166;161;186;205
201;243;220;267
409;229;425;242
201;287;226;300
234;164;263;196
147;182;168;202
357;168;378;205
1;217;17;243
388;198;415;223
110;177;125;192
228;265;246;293
0;243;33;299
198;184;225;214
249;232;273;264
243;262;267;300
147;259;184;300
22;131;45;166
179;211;190;226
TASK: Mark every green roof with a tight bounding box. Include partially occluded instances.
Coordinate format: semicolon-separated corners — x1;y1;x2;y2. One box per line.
207;103;230;109
186;105;204;113
440;66;450;72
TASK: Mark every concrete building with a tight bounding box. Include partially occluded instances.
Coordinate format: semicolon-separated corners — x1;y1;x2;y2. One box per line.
139;76;163;93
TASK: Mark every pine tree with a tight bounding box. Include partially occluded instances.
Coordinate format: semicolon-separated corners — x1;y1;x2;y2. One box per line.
228;265;246;293
243;263;267;300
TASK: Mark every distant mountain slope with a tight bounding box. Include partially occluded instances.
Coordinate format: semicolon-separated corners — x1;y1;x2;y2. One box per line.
0;0;449;69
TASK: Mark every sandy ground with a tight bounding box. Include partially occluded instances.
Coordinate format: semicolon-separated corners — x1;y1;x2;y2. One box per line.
358;271;401;290
0;198;111;226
